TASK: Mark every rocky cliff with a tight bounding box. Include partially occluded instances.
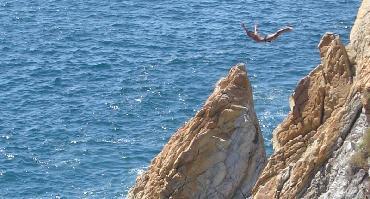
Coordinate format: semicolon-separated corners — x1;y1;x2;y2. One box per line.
128;64;266;199
252;0;370;198
128;0;370;198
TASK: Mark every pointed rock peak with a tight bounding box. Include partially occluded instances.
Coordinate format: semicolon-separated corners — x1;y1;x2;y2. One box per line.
213;64;248;91
205;63;254;112
128;63;266;199
318;32;337;50
254;3;370;196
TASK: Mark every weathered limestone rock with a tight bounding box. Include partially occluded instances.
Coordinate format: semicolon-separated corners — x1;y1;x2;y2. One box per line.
128;1;370;198
273;32;353;151
353;0;370;124
362;83;370;123
128;64;266;199
348;0;370;68
252;0;370;198
253;33;358;198
302;113;368;198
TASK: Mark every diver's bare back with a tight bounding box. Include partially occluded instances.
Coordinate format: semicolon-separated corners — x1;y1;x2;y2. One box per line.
241;22;293;43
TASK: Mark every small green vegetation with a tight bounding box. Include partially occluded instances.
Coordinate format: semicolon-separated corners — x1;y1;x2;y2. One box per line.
350;128;370;171
350;151;368;170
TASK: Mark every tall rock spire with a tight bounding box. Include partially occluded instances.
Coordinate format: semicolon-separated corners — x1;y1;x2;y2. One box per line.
128;64;266;199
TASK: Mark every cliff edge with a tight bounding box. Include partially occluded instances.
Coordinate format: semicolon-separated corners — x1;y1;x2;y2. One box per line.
128;64;266;199
128;0;370;198
252;0;370;198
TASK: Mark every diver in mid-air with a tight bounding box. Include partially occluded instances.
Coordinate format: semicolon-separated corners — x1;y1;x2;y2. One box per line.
241;22;293;42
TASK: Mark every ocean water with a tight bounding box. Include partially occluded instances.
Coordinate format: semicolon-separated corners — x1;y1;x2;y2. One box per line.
0;0;360;198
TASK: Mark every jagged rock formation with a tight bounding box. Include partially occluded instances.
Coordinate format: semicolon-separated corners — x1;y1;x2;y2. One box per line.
128;0;370;198
128;64;266;199
302;112;368;198
252;0;370;198
252;32;361;198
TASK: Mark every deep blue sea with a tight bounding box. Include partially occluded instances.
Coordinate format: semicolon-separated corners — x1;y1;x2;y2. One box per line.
0;0;361;198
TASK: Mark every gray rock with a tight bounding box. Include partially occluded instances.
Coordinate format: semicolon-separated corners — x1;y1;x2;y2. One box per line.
301;112;369;199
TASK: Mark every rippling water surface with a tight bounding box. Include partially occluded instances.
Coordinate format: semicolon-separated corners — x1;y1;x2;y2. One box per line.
0;0;361;198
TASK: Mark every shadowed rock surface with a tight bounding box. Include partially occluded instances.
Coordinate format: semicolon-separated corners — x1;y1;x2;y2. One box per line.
302;112;368;198
128;64;266;199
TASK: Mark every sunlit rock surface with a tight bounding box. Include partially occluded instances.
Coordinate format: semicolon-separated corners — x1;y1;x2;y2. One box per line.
128;64;266;199
252;0;370;198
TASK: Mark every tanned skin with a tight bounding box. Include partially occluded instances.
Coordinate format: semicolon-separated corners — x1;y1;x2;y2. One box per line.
241;22;293;42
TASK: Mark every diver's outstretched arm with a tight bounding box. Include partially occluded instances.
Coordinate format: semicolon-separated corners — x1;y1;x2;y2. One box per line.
254;23;258;34
265;26;293;42
241;22;251;36
241;22;265;42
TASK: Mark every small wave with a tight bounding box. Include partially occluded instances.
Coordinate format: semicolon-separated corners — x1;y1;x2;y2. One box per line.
53;77;62;86
96;138;132;144
5;153;15;160
128;167;147;176
90;63;111;69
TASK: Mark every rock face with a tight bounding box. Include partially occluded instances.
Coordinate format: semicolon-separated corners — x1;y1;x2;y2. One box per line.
128;64;266;199
302;113;368;198
252;0;370;198
128;1;370;198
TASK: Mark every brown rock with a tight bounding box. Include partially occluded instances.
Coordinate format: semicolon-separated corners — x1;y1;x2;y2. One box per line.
362;83;370;123
253;0;370;198
127;64;266;199
272;33;352;151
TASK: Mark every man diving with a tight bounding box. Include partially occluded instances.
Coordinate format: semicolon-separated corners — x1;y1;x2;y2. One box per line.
241;22;293;42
